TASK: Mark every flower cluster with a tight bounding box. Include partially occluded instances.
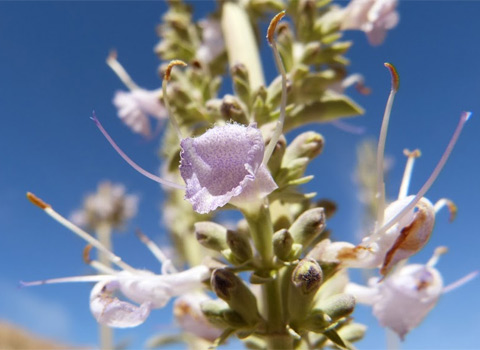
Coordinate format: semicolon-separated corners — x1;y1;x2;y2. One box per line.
22;1;476;349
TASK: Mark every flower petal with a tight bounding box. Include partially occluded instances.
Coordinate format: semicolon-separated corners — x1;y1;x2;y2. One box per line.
90;280;152;328
180;123;274;213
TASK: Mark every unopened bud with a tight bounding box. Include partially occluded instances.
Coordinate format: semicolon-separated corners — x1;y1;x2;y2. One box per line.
316;293;356;323
283;131;324;165
337;323;366;343
195;221;228;252
301;309;332;332
231;63;251;107
221;95;248;123
211;269;260;326
289;208;327;248
273;229;293;261
226;230;253;264
315;199;337;219
289;259;323;323
201;299;247;329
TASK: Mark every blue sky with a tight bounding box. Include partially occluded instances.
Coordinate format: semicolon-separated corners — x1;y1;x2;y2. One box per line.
0;1;479;349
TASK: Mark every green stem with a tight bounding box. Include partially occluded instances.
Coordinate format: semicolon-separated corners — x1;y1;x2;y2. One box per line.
242;203;293;349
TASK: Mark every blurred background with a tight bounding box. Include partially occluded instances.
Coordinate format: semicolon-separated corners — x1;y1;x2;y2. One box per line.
0;1;479;349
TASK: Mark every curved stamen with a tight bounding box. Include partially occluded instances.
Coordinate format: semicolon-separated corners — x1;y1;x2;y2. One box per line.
106;50;140;91
374;111;471;238
443;271;478;294
375;63;400;226
20;275;114;288
83;245;118;275
398;149;421;199
135;229;178;273
434;198;457;222
162;60;187;140
91;112;185;191
263;11;287;165
27;192;137;273
426;246;448;267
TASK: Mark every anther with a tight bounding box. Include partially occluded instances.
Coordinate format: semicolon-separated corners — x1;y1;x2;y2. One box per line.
26;192;50;210
267;10;286;45
83;244;93;264
164;60;187;81
384;62;399;92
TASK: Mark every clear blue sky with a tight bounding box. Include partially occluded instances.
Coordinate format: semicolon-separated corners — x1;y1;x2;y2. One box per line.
0;1;479;349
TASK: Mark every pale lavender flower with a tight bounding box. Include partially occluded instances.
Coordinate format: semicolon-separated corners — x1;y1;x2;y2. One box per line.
70;181;138;230
113;88;167;137
174;292;222;341
23;193;210;328
196;19;225;64
345;247;478;339
341;0;399;45
179;123;278;214
107;51;167;137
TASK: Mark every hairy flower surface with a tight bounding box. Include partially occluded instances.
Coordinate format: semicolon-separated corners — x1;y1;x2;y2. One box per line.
341;0;399;45
180;123;278;214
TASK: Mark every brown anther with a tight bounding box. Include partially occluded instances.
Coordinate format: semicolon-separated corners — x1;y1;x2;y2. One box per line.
355;82;372;95
445;200;457;222
435;246;449;256
164;60;187;81
83;244;93;264
403;148;422;158
26;192;50;209
267;10;286;45
135;229;150;244
384;62;400;92
107;49;118;61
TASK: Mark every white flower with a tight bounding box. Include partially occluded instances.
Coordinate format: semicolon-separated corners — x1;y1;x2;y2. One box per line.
196;19;225;63
70;181;138;230
113;88;167;137
174;292;222;341
341;0;399;45
345;247;478;339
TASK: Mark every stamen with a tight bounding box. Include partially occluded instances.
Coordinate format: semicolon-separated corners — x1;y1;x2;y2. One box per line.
20;275;114;287
341;74;371;95
427;246;448;267
27;192;137;272
263;11;287;165
443;270;478;294
135;229;177;273
26;192;50;209
106;50;140;91
375;63;399;226
83;245;117;275
91;112;185;191
162;60;187;140
375;112;471;237
434;198;457;222
398;149;421;199
330;119;366;135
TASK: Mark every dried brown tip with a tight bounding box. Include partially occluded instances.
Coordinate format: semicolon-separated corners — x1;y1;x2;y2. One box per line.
434;246;449;256
83;244;93;264
403;148;422;158
164;60;187;81
135;228;150;244
267;10;286;45
384;62;399;92
107;49;118;61
26;192;50;209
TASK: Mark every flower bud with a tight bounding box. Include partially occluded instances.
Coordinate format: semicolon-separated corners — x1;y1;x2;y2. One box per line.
231;63;251;107
316;293;356;323
337;323;366;343
289;208;327;248
195;221;228;252
288;259;323;323
211;269;261;326
220;95;249;124
201;299;246;329
226;230;253;264
273;229;293;261
283;131;325;165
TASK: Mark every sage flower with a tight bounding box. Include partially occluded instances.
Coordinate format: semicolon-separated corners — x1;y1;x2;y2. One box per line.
23;193;210;328
341;0;399;45
345;247;478;339
70;181;138;230
107;51;167;137
196;19;225;64
180;123;278;214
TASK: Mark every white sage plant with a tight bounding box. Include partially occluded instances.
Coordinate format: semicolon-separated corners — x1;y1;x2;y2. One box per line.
22;1;476;349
